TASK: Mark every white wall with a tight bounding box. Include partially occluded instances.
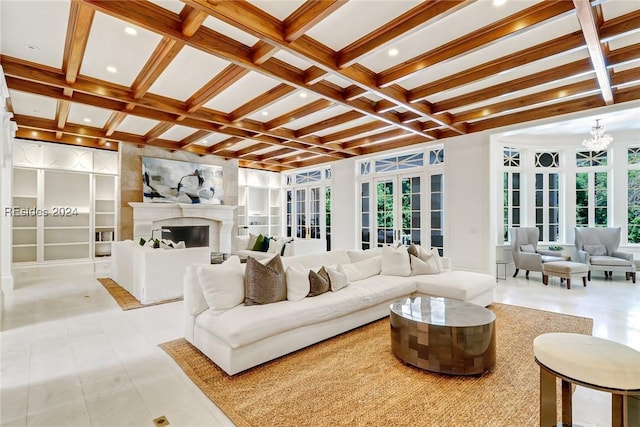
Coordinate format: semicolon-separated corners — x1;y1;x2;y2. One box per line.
1;67;17;293
328;133;495;274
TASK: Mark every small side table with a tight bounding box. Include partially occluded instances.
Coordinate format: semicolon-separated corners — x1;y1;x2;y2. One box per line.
496;260;510;282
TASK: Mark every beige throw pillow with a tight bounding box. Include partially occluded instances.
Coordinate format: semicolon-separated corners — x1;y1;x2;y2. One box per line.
285;263;309;302
341;255;381;282
244;255;286;305
326;265;349;291
381;244;411;277
197;256;244;311
410;254;440;275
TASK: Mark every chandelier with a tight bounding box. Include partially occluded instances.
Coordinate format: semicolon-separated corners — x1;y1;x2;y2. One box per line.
582;119;613;151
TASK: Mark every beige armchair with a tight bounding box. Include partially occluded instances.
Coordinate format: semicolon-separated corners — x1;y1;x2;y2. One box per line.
574;227;636;284
510;227;568;279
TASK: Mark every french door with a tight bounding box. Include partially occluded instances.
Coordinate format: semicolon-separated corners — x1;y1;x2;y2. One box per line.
293;186;323;240
373;174;422;247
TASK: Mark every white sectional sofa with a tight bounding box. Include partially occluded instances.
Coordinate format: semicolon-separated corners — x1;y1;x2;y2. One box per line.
183;248;495;375
233;235;326;260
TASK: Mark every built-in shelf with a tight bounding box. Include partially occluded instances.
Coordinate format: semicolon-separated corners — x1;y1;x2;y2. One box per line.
238;168;282;237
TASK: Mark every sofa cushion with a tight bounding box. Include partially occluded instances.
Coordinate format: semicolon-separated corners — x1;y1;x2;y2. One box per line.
327;265;349;291
589;256;633;267
244;255;286;305
197;256;244;311
267;239;286;255
381;245;411;277
251;234;265;251
583;244;607;256
347;247;383;263
285;263;309;302
308;267;330;297
197;273;416;349
341;256;381;282
414;271;495;301
520;244;536;253
410;254;439;275
282;249;351;270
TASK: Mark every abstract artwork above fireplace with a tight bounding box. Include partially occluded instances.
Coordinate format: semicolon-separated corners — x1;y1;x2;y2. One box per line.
142;157;224;204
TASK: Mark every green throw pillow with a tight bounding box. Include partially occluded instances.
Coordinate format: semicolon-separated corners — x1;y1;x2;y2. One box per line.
260;236;271;252
251;234;264;251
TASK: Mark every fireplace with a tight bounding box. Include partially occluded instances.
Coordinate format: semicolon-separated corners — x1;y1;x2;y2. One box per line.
129;202;235;252
161;225;209;248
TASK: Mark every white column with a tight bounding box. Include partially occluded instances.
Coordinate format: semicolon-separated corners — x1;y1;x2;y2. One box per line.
1;67;17;293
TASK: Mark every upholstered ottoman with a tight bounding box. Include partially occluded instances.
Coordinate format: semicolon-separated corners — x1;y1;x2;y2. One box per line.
534;333;640;427
542;261;589;289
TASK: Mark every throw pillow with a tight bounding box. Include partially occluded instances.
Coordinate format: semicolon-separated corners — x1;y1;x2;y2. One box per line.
259;236;271;252
244;255;286;305
381;245;411;277
427;247;443;273
407;243;420;258
285;263;309;302
247;233;260;250
267;239;286;255
197;256;244;311
583;244;607;256
520;244;536;253
341;255;382;282
251;234;265;251
308;267;330;297
326;265;349;291
409;254;440;275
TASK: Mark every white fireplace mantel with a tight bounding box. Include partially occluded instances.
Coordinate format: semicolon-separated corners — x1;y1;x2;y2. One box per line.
129;202;236;252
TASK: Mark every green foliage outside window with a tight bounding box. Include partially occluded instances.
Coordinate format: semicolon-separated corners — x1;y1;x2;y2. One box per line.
629;170;640;243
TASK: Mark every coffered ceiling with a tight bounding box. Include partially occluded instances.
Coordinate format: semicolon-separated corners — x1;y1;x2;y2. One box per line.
1;0;639;171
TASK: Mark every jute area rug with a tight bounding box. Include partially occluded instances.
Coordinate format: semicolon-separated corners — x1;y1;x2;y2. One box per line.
160;303;592;427
97;278;182;311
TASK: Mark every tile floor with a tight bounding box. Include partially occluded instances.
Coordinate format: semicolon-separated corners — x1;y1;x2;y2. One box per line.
1;271;639;427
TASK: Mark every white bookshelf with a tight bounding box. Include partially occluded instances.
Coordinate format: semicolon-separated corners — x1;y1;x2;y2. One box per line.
11;139;118;279
238;168;282;237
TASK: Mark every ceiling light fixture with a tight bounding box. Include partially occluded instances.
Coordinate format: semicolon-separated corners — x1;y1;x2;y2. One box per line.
105;142;111;147
299;92;308;98
388;48;399;57
493;0;507;6
124;27;138;36
261;111;269;116
582;119;613;151
76;137;82;143
106;65;118;73
25;44;39;51
83;118;92;123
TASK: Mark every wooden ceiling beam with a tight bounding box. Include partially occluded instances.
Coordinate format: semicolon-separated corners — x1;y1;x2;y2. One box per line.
235;143;272;157
599;9;640;41
208;137;243;154
295;110;363;138
264;99;333;131
2;58;355;156
611;66;640;87
338;0;473;68
16;128;117;151
186;64;249;113
5;73;349;159
80;0;434;140
452;79;600;123
63;1;95;84
358;134;432;155
229;83;296;123
408;32;585;102
433;58;594;112
55;100;72;139
468;94;606;133
144;122;174;142
342;129;409;150
103;112;127;136
320;121;390;144
258;147;296;160
573;0;613;105
283;1;347;42
378;1;575;87
251;40;279;65
179;130;213;148
184;0;455;134
132;38;184;99
180;5;209;36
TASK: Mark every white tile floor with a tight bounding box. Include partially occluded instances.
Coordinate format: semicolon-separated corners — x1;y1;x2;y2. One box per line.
1;271;639;427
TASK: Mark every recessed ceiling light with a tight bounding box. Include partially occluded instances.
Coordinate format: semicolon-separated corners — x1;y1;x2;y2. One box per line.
105;142;111;147
31;131;37;136
83;118;91;123
106;65;118;73
261;111;269;116
25;44;39;51
201;139;208;145
76;137;82;143
299;92;308;98
493;0;507;6
124;27;137;36
388;48;399;57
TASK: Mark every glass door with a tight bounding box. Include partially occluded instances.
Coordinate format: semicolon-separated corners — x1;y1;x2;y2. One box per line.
373;173;422;247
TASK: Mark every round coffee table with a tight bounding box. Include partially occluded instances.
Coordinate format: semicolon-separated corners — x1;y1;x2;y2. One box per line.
390;296;496;375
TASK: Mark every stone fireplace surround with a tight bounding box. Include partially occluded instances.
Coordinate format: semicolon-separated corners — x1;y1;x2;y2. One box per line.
129;202;235;253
